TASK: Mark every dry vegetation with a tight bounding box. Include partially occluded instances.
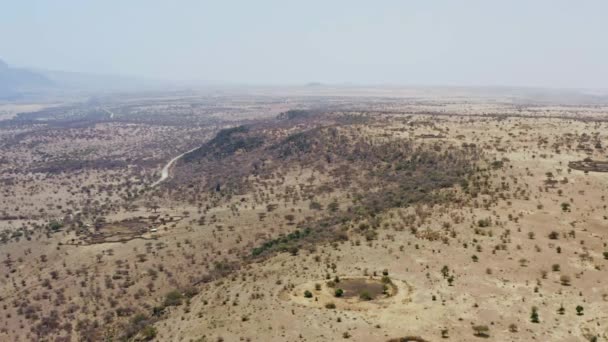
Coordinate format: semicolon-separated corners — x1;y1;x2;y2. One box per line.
0;88;607;341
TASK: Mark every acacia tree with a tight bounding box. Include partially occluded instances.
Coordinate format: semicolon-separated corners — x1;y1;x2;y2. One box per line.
472;325;489;337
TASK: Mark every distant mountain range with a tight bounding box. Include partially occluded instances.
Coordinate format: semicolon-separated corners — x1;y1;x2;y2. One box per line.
0;58;171;101
2;57;607;104
0;59;55;99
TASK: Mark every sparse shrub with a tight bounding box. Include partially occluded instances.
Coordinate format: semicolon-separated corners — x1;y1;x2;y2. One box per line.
441;266;449;278
309;201;323;210
359;291;373;301
477;218;491;227
140;325;157;341
530;306;539;323
48;221;63;232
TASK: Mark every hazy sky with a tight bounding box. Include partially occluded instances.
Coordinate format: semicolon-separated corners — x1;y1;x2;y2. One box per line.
2;0;607;88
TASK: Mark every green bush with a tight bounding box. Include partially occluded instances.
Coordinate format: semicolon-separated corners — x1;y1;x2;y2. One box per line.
49;220;63;232
164;290;184;307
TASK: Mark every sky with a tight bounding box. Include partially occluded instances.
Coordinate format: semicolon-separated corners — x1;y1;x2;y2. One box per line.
1;0;608;88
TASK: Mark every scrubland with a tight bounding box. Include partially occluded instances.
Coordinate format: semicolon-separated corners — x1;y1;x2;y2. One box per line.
0;89;607;341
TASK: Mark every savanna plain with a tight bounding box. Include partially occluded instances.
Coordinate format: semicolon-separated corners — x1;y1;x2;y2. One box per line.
0;87;607;342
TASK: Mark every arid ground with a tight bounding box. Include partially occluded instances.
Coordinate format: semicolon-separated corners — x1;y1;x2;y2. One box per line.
0;87;607;342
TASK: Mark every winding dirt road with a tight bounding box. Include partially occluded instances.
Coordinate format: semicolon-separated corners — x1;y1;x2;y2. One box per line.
151;146;200;187
102;105;201;186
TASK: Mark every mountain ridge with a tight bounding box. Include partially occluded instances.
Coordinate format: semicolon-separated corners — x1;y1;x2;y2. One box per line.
0;58;54;99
